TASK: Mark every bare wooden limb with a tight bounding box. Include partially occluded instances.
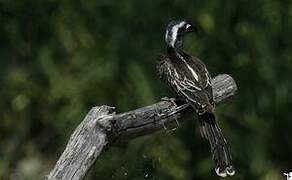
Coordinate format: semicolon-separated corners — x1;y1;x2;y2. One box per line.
47;74;237;180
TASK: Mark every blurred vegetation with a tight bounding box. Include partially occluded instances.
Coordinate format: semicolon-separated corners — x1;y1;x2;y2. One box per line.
0;0;292;179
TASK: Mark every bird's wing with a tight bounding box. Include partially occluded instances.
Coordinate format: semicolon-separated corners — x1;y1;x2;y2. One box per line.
157;54;213;112
157;54;170;82
186;56;213;100
174;75;212;112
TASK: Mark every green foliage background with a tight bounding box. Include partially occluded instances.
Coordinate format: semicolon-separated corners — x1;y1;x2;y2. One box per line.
0;0;292;179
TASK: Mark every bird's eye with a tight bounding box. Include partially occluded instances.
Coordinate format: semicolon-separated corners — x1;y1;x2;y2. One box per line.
186;24;191;29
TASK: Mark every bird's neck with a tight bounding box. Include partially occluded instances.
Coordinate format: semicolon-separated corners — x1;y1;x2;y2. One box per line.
167;35;185;57
167;43;186;60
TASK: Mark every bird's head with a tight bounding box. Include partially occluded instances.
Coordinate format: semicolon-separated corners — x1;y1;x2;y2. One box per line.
165;20;198;48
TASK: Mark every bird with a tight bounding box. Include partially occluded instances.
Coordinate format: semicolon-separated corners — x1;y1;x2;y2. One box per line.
157;20;235;177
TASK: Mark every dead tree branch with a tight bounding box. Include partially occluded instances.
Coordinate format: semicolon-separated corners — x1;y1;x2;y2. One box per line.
47;74;238;180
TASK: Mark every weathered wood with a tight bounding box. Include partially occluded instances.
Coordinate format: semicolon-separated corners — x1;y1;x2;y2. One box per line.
47;74;237;180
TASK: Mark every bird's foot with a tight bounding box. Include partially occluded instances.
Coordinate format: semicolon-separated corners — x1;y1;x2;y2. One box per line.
161;97;189;115
161;97;177;107
168;103;190;116
159;97;189;133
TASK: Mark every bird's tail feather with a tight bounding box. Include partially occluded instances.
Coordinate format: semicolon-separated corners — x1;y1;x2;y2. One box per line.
198;113;235;178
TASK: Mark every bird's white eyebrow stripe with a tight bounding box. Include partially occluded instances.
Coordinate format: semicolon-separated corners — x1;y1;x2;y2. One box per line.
170;22;186;47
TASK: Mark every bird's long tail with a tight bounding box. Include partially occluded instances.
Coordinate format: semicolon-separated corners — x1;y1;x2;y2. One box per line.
198;112;235;178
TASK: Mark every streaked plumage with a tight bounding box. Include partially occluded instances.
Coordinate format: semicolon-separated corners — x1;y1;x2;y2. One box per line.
157;20;235;177
158;51;213;114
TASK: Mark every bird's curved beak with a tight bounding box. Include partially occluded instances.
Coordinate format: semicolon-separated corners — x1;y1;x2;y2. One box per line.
186;23;198;33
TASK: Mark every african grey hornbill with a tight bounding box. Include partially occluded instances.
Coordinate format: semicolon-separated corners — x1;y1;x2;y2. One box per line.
157;20;235;177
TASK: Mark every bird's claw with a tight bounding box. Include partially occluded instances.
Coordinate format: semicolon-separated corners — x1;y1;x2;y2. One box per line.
159;97;190;133
161;97;177;107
